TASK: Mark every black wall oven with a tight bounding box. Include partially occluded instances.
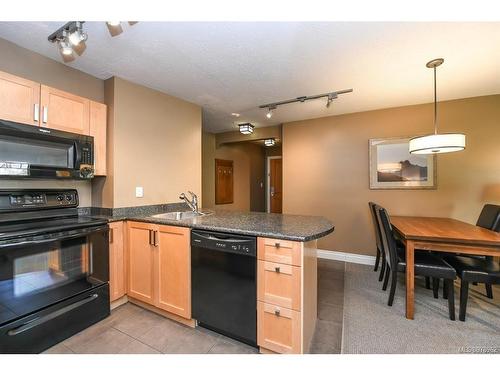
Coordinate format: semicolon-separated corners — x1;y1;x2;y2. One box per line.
0;189;110;353
0;119;94;179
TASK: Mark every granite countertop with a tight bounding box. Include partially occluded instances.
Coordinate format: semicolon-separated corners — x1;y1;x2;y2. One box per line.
80;204;334;242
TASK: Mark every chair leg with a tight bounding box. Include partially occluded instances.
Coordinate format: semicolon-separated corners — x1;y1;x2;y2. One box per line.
374;248;380;271
485;283;494;299
388;269;398;306
382;265;390;291
445;279;455;320
443;281;448;299
459;280;469;322
425;277;431;290
379;259;386;282
432;278;440;299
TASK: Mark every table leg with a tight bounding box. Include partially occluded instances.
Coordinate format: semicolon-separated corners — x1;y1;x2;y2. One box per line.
406;240;415;319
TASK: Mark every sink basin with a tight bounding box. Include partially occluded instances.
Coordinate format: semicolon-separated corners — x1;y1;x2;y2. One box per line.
151;211;211;221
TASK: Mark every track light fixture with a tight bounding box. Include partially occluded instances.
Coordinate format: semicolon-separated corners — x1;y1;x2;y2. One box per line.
238;123;254;135
259;89;353;118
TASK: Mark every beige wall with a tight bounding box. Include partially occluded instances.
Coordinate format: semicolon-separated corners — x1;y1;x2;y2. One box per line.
203;132;266;211
283;95;500;255
94;77;202;208
0;37;104;205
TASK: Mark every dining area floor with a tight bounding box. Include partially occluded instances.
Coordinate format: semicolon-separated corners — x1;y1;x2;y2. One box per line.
341;262;500;354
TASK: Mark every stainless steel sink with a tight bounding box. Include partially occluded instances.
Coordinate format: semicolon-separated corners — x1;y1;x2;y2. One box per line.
151;211;211;221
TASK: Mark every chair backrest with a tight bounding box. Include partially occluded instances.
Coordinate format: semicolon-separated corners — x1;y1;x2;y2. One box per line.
368;202;383;252
476;204;500;232
375;205;399;271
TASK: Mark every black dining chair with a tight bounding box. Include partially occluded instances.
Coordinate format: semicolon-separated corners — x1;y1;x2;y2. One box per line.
455;204;500;299
443;256;500;321
368;202;385;281
375;205;457;320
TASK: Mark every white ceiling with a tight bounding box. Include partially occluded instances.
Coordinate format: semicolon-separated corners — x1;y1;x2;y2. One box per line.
0;22;498;133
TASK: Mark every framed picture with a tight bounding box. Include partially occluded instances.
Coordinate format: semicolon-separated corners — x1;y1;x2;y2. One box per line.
369;137;436;190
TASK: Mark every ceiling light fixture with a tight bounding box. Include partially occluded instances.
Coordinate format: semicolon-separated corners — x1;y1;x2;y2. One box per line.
48;21;87;61
107;21;121;26
259;89;352;119
231;113;240;117
264;138;276;147
238;123;254;135
67;22;87;46
409;58;466;154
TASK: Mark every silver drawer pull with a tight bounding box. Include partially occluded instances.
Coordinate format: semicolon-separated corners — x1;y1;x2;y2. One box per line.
34;104;39;122
275;266;280;273
274;308;280;317
275;242;280;248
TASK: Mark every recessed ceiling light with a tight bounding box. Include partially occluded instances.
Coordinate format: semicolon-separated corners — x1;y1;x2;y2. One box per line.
264;138;276;147
231;113;240;117
238;123;254;135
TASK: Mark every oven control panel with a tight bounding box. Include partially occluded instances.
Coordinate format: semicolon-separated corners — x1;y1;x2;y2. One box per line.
0;190;79;211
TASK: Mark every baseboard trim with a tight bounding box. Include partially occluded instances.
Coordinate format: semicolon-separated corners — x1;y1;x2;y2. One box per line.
317;249;376;266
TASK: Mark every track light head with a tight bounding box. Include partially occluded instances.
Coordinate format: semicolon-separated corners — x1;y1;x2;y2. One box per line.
59;40;73;56
326;93;338;108
68;22;87;46
266;106;276;119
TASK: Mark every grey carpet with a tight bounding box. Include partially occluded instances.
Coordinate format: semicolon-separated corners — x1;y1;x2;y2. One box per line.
342;263;500;354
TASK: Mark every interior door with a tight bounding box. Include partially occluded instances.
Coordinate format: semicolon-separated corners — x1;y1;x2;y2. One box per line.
269;158;283;213
155;225;191;318
0;71;40;126
126;222;155;304
40;85;90;134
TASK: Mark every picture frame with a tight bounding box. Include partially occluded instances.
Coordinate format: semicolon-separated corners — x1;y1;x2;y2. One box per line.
369;137;437;190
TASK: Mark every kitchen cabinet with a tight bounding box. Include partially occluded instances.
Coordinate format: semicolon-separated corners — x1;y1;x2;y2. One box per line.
126;221;191;319
0;70;40;126
127;221;155;305
89;101;107;176
155;225;191;319
257;237;317;354
40;85;90;134
109;221;126;302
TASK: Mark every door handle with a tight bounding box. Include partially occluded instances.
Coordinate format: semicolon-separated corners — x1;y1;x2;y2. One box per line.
42;106;48;124
148;229;153;245
153;230;158;247
34;104;39;122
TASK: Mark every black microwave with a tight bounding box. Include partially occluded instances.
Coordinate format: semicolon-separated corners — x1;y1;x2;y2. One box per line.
0;119;94;179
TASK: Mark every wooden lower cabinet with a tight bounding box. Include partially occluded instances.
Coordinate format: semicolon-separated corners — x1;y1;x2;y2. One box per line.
127;221;155;304
126;221;191;319
109;221;126;302
156;225;191;318
258;302;301;354
257;237;318;354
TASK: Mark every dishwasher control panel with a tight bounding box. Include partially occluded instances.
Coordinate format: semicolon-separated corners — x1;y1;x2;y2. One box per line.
191;230;256;256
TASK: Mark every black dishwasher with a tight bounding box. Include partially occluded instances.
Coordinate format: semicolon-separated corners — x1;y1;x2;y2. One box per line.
191;230;257;347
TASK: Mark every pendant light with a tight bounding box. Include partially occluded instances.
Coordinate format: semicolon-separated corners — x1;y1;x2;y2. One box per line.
409;58;466;154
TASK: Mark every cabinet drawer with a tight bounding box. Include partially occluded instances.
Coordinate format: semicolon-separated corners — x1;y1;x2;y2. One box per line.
257;238;302;266
257;302;301;354
258;260;301;310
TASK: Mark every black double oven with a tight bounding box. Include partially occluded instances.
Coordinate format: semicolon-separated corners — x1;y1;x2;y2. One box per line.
0;189;110;353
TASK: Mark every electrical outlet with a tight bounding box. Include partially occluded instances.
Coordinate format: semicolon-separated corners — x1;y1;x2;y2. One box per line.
135;187;144;198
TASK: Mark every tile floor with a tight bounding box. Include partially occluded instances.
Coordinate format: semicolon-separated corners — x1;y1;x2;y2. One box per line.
44;259;346;354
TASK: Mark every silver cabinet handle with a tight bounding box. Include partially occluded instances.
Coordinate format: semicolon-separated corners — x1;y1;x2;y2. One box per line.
274;308;280;317
153;230;158;247
275;242;280;248
109;228;114;244
34;104;39;122
148;229;153;245
275;266;280;273
42;106;48;124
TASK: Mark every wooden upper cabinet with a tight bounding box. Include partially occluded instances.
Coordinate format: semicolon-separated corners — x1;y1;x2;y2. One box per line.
89;101;107;176
127;221;155;305
109;221;126;302
0;70;40;126
155;225;191;318
40;85;90;134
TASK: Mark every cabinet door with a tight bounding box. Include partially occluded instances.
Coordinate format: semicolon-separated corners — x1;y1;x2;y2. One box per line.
127;221;155;304
89;101;107;175
109;221;125;302
0;70;40;126
40;85;89;134
257;302;301;354
155;225;191;318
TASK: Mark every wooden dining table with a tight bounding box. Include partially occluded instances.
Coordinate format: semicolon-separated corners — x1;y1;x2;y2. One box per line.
390;216;500;320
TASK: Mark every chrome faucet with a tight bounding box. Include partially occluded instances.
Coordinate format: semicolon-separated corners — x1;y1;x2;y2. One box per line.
179;191;199;213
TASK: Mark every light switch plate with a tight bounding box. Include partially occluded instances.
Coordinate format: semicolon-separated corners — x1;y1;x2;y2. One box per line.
135;186;144;198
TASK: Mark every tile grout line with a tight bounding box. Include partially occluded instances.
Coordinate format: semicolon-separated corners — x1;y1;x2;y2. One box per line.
108;326;161;354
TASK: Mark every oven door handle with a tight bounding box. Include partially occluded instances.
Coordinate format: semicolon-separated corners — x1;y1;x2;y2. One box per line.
7;293;99;336
0;226;108;249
